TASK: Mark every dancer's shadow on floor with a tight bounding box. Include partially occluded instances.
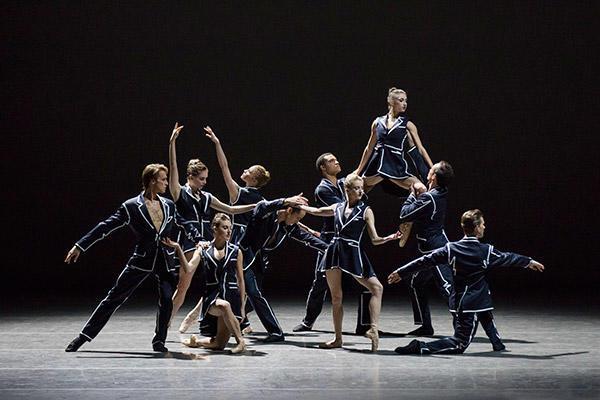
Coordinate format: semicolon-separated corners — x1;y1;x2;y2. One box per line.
470;337;537;344
281;338;363;350
77;348;266;359
459;350;588;360
309;329;448;339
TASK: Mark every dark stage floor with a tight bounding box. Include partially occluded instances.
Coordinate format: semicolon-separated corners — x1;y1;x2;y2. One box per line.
1;296;598;400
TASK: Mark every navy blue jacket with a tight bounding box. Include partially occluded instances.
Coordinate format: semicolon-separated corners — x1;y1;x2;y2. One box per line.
239;199;329;272
314;178;346;236
398;187;449;253
395;237;532;313
75;193;199;272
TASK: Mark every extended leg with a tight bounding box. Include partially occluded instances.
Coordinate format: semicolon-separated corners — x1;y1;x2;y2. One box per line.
170;250;197;323
354;275;384;351
319;269;343;349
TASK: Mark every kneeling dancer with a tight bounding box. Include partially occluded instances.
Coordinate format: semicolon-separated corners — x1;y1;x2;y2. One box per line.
164;213;246;353
389;209;544;354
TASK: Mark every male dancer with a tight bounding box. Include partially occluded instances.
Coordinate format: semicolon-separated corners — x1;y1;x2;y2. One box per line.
293;153;371;334
240;195;329;342
389;209;544;354
397;160;455;336
64;164;199;352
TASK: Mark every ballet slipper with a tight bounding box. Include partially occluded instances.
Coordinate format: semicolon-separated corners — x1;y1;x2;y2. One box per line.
182;334;200;348
318;339;343;349
231;341;247;354
242;326;253;335
179;311;199;333
365;327;379;352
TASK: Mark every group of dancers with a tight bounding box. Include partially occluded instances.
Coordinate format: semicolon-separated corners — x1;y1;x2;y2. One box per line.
64;87;544;355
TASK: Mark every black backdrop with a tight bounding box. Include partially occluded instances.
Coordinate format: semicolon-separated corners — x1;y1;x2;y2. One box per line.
3;2;598;304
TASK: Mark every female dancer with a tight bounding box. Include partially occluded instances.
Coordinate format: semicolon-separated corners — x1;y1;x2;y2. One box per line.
163;213;247;353
168;123;256;329
355;88;433;193
203;125;270;244
301;173;401;351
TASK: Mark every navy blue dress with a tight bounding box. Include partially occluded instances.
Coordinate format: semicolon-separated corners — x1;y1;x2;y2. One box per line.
362;114;416;180
320;200;376;278
174;183;213;252
230;187;264;244
198;242;243;337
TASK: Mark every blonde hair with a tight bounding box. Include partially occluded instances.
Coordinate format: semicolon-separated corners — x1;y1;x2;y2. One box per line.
187;159;208;177
387;87;407;101
141;164;168;189
211;213;232;229
252;165;271;188
343;173;363;189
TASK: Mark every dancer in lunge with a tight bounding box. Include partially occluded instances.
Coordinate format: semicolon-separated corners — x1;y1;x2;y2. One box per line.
292;153;370;334
64;164;199;352
168;123;256;331
300;173;401;351
389;209;545;354
239;195;329;342
397;161;455;337
163;213;246;353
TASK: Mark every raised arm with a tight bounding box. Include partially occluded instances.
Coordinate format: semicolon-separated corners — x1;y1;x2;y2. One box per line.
162;238;203;274
209;196;256;215
355;120;378;174
235;249;246;319
300;203;336;217
204;126;240;203
364;208;401;245
168;122;185;202
406;121;433;168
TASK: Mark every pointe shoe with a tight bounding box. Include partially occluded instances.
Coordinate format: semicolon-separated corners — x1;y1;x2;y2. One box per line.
182;334;200;348
318;339;343;349
242;326;253;335
179;312;199;333
231;341;247;354
365;327;379;352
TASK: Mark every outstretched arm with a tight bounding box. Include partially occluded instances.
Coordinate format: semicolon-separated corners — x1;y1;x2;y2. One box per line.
236;250;246;319
209;196;256;215
355;120;378;174
204;126;240;203
169;122;184;202
297;222;321;238
300;203;336;217
388;246;449;284
162;238;202;274
406;121;433;168
364;208;401;245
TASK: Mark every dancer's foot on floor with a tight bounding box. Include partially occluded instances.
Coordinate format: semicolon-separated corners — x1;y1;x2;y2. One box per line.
242;326;253;335
394;339;423;355
231;341;247;354
292;323;312;332
152;342;169;352
182;334;201;348
262;334;284;343
65;334;88;352
318;338;342;349
407;325;434;336
365;327;379;352
492;342;506;351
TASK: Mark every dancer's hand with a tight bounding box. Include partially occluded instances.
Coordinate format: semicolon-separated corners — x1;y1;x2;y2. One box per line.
528;260;545;272
387;271;402;284
410;182;427;196
284;193;308;207
195;241;211;250
161;238;180;249
383;231;402;242
64;246;81;264
203;126;219;144
170;122;184;143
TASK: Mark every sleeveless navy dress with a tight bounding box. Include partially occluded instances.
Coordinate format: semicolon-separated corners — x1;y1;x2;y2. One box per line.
362;114;416;180
230;187;264;244
198;242;243;336
175;183;213;252
319;200;376;278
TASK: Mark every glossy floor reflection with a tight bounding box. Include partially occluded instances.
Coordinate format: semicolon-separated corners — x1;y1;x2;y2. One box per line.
1;297;598;399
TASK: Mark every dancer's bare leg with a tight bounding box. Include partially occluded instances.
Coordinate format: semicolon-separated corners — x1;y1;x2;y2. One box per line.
170;251;196;326
319;269;343;349
179;297;203;333
362;176;383;193
389;176;422;247
354;276;384;352
207;299;246;352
